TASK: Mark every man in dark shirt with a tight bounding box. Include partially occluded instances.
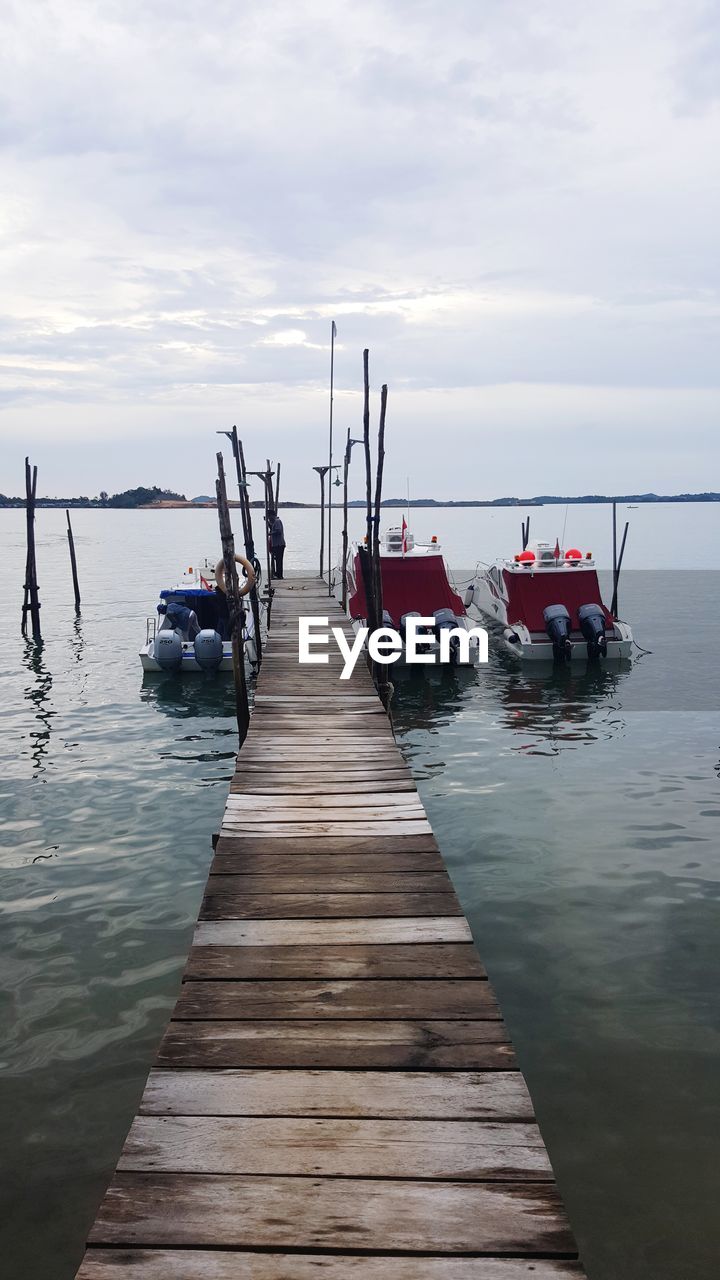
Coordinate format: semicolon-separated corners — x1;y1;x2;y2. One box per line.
268;510;286;579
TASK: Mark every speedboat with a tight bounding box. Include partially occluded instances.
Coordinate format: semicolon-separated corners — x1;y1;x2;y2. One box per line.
465;539;632;662
344;525;484;666
140;557;258;673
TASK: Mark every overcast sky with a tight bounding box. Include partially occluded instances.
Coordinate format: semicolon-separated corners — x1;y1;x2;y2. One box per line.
1;0;718;501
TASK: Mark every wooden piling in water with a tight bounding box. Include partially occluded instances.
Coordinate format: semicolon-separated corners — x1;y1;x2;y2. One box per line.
73;577;587;1279
21;457;42;642
215;453;250;745
66;510;81;613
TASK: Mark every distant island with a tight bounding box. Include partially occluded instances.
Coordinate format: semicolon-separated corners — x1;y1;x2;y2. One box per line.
1;487;719;509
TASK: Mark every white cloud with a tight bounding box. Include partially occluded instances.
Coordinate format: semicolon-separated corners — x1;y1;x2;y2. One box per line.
0;0;718;497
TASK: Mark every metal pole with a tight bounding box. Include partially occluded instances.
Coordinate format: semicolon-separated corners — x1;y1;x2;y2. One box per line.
611;500;618;618
342;430;350;612
328;320;336;594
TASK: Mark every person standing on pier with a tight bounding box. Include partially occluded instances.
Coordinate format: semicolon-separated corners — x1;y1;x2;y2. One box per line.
268;509;286;579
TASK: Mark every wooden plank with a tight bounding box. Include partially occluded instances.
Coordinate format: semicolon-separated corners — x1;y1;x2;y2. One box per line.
219;822;434;838
193;918;472;945
140;1068;532;1119
157;1020;515;1069
173;979;499;1021
226;794;426;811
199;892;461;919
185;942;485;980
210;850;446;874
231;778;416;794
89;1173;576;1254
119;1115;552;1180
214;834;440;855
205;873;455;894
77;1252;585;1280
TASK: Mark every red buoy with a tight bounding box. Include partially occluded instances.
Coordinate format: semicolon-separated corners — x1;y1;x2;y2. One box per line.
565;548;582;562
517;550;536;564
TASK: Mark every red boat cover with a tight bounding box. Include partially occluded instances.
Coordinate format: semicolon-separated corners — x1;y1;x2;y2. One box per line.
349;553;465;623
503;568;612;632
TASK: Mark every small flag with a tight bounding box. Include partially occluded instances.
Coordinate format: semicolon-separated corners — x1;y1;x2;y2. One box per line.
554;538;560;560
401;516;408;556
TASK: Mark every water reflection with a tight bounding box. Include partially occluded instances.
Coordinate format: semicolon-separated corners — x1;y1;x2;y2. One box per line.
70;614;85;664
498;661;632;750
140;672;234;721
22;639;54;775
390;663;481;730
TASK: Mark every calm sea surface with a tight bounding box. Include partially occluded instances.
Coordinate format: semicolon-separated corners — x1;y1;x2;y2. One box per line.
1;503;718;1279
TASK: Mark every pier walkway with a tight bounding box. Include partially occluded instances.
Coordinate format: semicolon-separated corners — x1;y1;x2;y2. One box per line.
76;577;585;1278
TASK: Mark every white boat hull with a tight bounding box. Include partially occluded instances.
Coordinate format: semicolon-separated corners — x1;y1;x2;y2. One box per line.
467;573;633;662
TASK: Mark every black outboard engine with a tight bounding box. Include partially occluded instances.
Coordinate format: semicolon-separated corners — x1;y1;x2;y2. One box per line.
543;604;573;662
434;608;460;664
578;603;608;659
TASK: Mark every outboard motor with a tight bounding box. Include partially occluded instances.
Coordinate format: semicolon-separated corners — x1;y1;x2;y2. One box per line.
543;604;573;662
399;611;422;638
153;629;183;671
434;608;460;664
578;603;608;659
194;629;224;671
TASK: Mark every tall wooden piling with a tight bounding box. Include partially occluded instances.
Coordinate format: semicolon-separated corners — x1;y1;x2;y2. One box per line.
228;429;262;668
21;458;42;642
66;510;81;613
215;453;250;745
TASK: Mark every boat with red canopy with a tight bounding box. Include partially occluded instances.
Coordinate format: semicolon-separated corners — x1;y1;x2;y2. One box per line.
345;525;484;666
466;539;633;662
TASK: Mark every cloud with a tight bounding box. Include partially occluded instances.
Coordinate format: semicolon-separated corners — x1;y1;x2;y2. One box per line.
0;0;718;497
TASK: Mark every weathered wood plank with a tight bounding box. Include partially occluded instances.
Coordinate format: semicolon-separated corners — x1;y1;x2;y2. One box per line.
199;892;461;919
173;979;499;1021
119;1116;552;1180
219;822;434;838
77;1252;584;1280
214;834;440;855
205;873;455;894
226;793;426;811
210;850;445;874
193;918;472;945
88;1173;576;1254
156;1020;515;1069
185;942;485;980
140;1068;532;1119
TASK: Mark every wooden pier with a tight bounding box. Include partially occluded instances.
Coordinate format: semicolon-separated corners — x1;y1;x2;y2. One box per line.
76;578;585;1278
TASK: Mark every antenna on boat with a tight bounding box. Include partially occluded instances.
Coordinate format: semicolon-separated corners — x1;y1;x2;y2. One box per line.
560;504;569;552
521;516;530;550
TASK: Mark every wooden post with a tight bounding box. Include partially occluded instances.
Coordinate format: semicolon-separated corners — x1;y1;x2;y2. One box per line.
215;453;250;744
611;520;629;618
313;466;328;579
371;384;388;624
66;509;81;613
264;460;274;614
22;458;42;641
229;428;262;666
